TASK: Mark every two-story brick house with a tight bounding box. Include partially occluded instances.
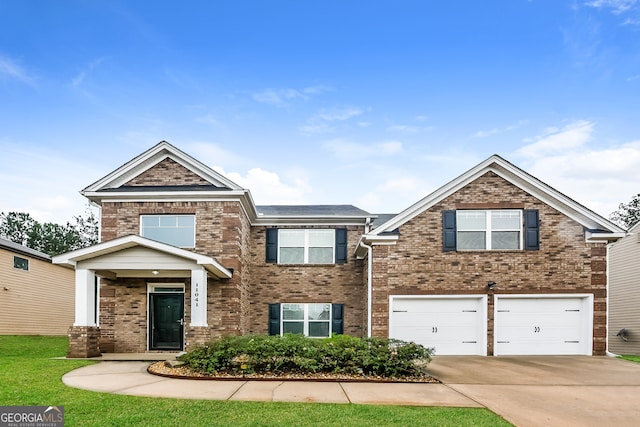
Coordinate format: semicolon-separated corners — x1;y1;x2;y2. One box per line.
53;141;624;357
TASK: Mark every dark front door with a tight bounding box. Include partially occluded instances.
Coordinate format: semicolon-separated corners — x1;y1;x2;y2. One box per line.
149;293;184;350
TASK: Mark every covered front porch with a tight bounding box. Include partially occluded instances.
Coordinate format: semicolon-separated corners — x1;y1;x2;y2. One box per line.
53;235;232;358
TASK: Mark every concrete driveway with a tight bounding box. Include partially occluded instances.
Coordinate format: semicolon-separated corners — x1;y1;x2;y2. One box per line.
427;356;640;427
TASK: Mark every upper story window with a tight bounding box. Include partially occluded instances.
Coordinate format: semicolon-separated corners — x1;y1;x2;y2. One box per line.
279;229;335;264
140;215;195;248
443;209;539;252
266;228;348;264
457;210;522;250
13;256;29;271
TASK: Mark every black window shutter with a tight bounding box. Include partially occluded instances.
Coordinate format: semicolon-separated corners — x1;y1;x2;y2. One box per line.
335;228;347;264
442;210;457;252
268;303;281;335
524;209;540;251
266;228;278;263
331;304;344;335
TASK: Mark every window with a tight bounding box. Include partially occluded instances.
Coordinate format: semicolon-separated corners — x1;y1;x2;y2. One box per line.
456;210;522;250
281;303;331;337
13;256;29;271
269;303;344;337
140;215;195;247
278;229;335;264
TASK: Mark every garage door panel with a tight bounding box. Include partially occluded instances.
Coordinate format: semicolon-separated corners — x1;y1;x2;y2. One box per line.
495;296;592;356
390;297;486;356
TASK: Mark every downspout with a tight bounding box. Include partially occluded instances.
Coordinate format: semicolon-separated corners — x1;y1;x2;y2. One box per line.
359;240;373;338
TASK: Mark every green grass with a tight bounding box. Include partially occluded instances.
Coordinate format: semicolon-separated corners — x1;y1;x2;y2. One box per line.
618;355;640;363
0;336;512;426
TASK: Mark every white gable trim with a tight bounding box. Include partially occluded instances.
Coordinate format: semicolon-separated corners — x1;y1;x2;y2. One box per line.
52;234;232;279
82;141;243;192
370;155;625;237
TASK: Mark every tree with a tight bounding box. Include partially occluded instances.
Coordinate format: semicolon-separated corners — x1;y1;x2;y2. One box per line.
0;206;99;256
610;194;640;229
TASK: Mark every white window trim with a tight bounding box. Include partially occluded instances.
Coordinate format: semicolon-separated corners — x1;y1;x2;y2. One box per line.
281;303;332;338
147;283;186;293
13;256;29;271
457;209;523;250
277;229;335;264
140;214;196;248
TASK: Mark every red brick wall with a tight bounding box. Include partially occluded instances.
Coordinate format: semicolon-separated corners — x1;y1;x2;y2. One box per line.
370;172;607;355
125;158;210;186
98;198;252;350
249;225;366;337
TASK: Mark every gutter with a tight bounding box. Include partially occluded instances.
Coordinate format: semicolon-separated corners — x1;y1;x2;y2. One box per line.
359;240;373;338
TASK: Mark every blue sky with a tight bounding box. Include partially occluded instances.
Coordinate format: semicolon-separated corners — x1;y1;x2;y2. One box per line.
1;0;639;224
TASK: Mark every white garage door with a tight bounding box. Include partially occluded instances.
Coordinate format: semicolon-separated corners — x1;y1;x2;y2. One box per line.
494;295;593;356
389;296;487;355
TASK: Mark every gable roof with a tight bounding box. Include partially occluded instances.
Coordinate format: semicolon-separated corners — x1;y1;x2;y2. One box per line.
52;234;232;279
367;154;625;240
0;238;51;262
81;141;261;221
82;141;244;195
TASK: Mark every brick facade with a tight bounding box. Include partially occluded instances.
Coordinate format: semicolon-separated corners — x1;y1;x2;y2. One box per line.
65;144;619;357
249;225;366;337
369;172;608;355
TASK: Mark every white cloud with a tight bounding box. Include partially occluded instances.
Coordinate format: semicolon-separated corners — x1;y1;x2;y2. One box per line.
516;120;593;158
315;107;363;122
186;142;244;171
0;143;98;223
194;114;225;128
387;125;419;133
355;175;431;214
324;139;403;160
71;57;106;88
585;0;638;14
473;120;528;138
379;141;403;155
514;120;640;218
299;107;364;134
225;167;311;205
252;85;331;107
0;54;34;84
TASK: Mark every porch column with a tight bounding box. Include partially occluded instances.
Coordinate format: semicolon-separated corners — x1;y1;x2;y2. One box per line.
68;268;100;358
190;268;208;327
74;269;97;326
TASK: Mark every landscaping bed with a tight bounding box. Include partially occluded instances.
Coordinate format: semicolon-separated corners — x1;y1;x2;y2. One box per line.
148;334;439;383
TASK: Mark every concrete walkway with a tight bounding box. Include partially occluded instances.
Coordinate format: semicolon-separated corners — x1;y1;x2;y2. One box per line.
61;356;640;427
61;361;478;407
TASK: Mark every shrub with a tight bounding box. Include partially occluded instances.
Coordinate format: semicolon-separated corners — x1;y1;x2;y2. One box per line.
178;334;433;378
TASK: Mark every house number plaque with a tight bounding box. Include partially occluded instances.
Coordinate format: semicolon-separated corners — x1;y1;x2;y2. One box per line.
194;281;199;308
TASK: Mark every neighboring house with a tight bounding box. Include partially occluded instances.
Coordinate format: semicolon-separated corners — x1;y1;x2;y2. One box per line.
0;238;74;335
53;141;625;357
608;222;640;355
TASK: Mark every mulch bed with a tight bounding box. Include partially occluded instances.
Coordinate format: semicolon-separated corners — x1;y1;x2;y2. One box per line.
147;361;440;383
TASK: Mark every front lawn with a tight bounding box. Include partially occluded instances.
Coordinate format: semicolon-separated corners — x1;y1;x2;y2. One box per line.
618;355;640;363
0;336;512;426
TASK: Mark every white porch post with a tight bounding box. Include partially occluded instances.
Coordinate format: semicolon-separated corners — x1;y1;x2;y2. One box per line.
74;269;97;327
190;268;208;327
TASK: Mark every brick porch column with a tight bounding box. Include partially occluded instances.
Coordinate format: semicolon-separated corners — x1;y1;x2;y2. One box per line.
68;269;101;357
67;326;101;358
